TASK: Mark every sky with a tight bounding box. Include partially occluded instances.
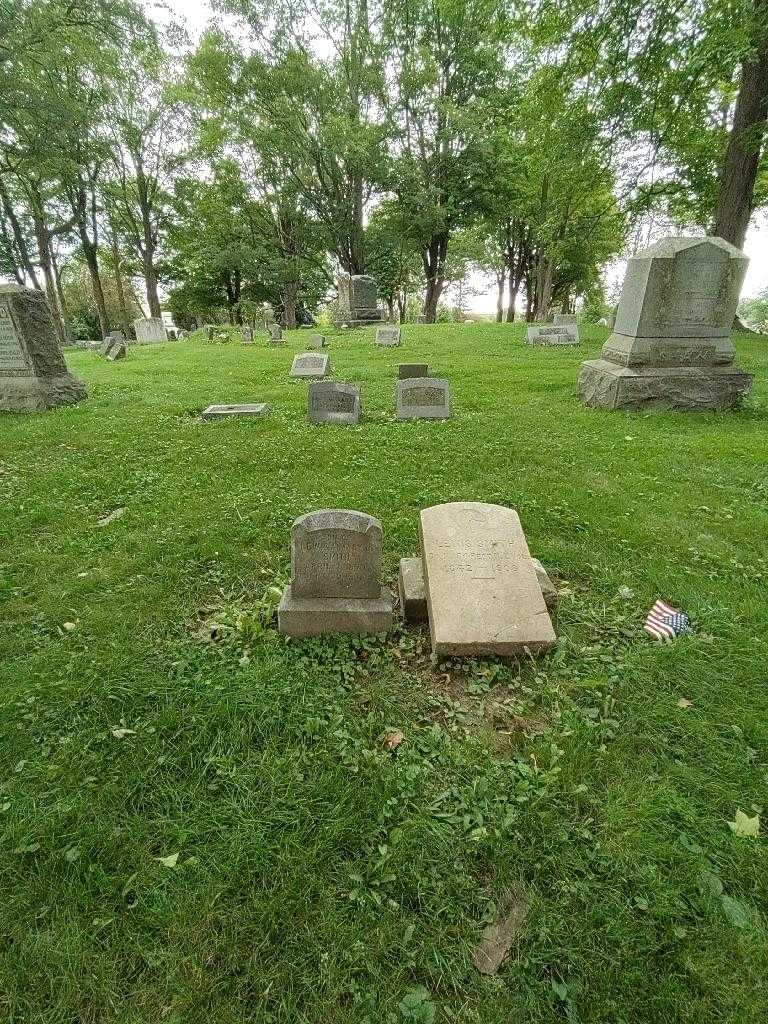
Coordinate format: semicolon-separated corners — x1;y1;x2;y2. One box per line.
150;0;767;313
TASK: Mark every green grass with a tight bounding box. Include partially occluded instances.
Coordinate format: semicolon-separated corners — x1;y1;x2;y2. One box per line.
1;322;767;1023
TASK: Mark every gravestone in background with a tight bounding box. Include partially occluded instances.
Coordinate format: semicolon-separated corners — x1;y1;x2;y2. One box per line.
241;327;254;344
291;352;330;379
336;274;384;326
278;509;393;636
106;340;127;361
133;317;167;344
419;502;556;657
201;403;270;420
309;333;328;349
375;325;401;347
268;323;283;346
579;236;752;410
308;381;360;424
396;377;451;420
263;305;276;327
0;285;87;412
398;363;428;379
553;313;577;325
526;324;580;346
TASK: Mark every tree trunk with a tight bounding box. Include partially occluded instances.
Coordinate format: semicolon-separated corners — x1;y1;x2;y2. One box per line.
109;226;132;338
0;177;41;289
495;271;506;323
144;255;162;318
712;3;768;248
81;236;109;338
422;233;449;323
281;280;298;329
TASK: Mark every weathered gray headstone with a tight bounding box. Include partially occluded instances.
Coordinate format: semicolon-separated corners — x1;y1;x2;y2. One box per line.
0;285;86;412
268;323;283;346
419;502;556;657
336;274;383;326
396;377;451;420
106;340;127;361
308;381;360;424
177;329;188;340
241;327;254;345
526;324;580;346
133;317;167;344
263;305;276;327
375;325;402;347
580;236;753;410
278;510;393;636
102;332;125;357
309;333;328;349
398;363;428;379
201;403;270;420
553;313;577;325
291;352;330;379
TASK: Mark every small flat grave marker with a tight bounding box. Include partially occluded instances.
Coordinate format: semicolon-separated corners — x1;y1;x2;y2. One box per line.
396;377;451;420
201;403;270;420
526;324;580;346
398;363;428;379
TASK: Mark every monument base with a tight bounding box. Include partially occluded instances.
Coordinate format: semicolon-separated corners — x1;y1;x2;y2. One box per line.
0;373;87;412
578;360;753;411
333;314;384;328
278;585;393;637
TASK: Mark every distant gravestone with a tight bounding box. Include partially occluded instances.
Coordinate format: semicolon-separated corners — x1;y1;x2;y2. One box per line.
291;352;330;379
396;377;451;420
241;327;254;345
398;363;428;379
133;317;167;344
106;340;127;361
268;323;283;346
263;305;275;327
308;381;360;424
526;324;580;346
177;329;188;340
336;274;383;326
0;285;87;412
309;333;328;349
278;509;393;636
553;313;577;325
201;403;270;420
375;325;401;347
579;236;752;410
419;502;556;657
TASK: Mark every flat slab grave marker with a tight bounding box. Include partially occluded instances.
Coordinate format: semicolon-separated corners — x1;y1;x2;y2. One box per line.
0;285;87;412
398;363;428;378
291;352;330;379
396;377;451;420
201;403;270;420
309;333;328;349
278;510;393;636
375;325;402;346
133;317;167;344
579;236;752;410
526;324;580;346
308;381;360;424
419;502;556;657
268;324;283;345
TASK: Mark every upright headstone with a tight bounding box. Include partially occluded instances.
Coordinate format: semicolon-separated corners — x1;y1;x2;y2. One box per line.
375;325;402;347
308;381;360;424
268;323;283;346
526;324;580;346
263;305;276;327
419;502;556;657
177;329;188;340
291;352;330;379
278;510;393;636
309;333;328;349
396;377;451;420
336;274;383;326
553;313;577;325
133;318;167;344
579;236;752;410
399;363;428;379
242;327;254;345
0;285;87;412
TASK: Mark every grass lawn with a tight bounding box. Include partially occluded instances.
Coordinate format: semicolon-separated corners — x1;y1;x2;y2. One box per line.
1;322;767;1023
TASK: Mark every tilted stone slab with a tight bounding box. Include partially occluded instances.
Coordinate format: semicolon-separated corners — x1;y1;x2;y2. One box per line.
396;377;451;420
291;352;330;379
308;381;360;424
0;285;87;412
419;502;556;657
201;403;270;420
526;324;580;346
106;340;127;361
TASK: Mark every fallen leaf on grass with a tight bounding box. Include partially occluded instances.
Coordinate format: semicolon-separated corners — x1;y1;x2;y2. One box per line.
677;698;693;709
382;730;405;752
472;889;527;975
62;622;77;632
110;726;136;739
728;809;760;838
97;507;125;527
155;853;179;869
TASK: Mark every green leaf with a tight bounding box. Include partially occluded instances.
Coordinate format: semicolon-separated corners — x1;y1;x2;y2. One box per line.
156;852;180;868
398;986;436;1023
720;894;751;930
728;809;760;838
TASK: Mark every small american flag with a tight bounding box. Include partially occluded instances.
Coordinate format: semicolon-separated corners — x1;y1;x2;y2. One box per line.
644;599;690;641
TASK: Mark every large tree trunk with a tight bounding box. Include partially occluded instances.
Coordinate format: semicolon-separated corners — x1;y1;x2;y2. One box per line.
422;233;449;323
109;225;132;337
712;3;768;248
143;254;162;318
0;177;41;289
495;271;506;322
34;220;67;345
82;235;109;338
281;280;298;329
506;277;520;323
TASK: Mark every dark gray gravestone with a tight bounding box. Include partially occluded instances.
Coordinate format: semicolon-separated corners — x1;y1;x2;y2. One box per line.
278;509;393;636
291;352;330;378
309;333;328;349
396;377;451;420
308;381;360;424
268;323;283;346
0;285;86;412
336;274;383;326
398;363;428;379
106;340;127;361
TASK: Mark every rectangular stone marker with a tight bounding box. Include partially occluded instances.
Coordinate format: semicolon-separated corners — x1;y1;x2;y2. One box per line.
242;327;254;344
133;317;167;344
106;340;127;361
526;324;580;346
291;352;330;379
419;502;556;657
375;325;401;346
398;363;428;379
308;381;360;424
278;509;393;636
309;333;328;349
268;323;283;345
0;285;86;412
553;313;577;325
396;377;451;420
201;403;270;420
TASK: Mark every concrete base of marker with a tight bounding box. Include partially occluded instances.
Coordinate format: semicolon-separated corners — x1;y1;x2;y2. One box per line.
579;359;753;411
0;374;86;412
278;584;393;636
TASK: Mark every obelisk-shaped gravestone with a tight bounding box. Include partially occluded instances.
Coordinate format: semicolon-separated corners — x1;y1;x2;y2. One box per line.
0;285;87;412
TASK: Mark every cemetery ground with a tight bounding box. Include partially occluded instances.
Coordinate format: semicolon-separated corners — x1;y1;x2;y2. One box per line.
1;322;767;1024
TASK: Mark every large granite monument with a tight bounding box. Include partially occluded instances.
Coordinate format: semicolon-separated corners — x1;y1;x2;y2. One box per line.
579;236;752;410
336;274;383;327
0;285;87;412
278;510;393;636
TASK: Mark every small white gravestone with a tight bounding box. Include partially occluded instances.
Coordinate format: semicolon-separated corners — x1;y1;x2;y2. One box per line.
133;317;167;344
309;333;328;349
376;325;402;347
396;377;451;420
526;324;580;346
291;352;330;379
